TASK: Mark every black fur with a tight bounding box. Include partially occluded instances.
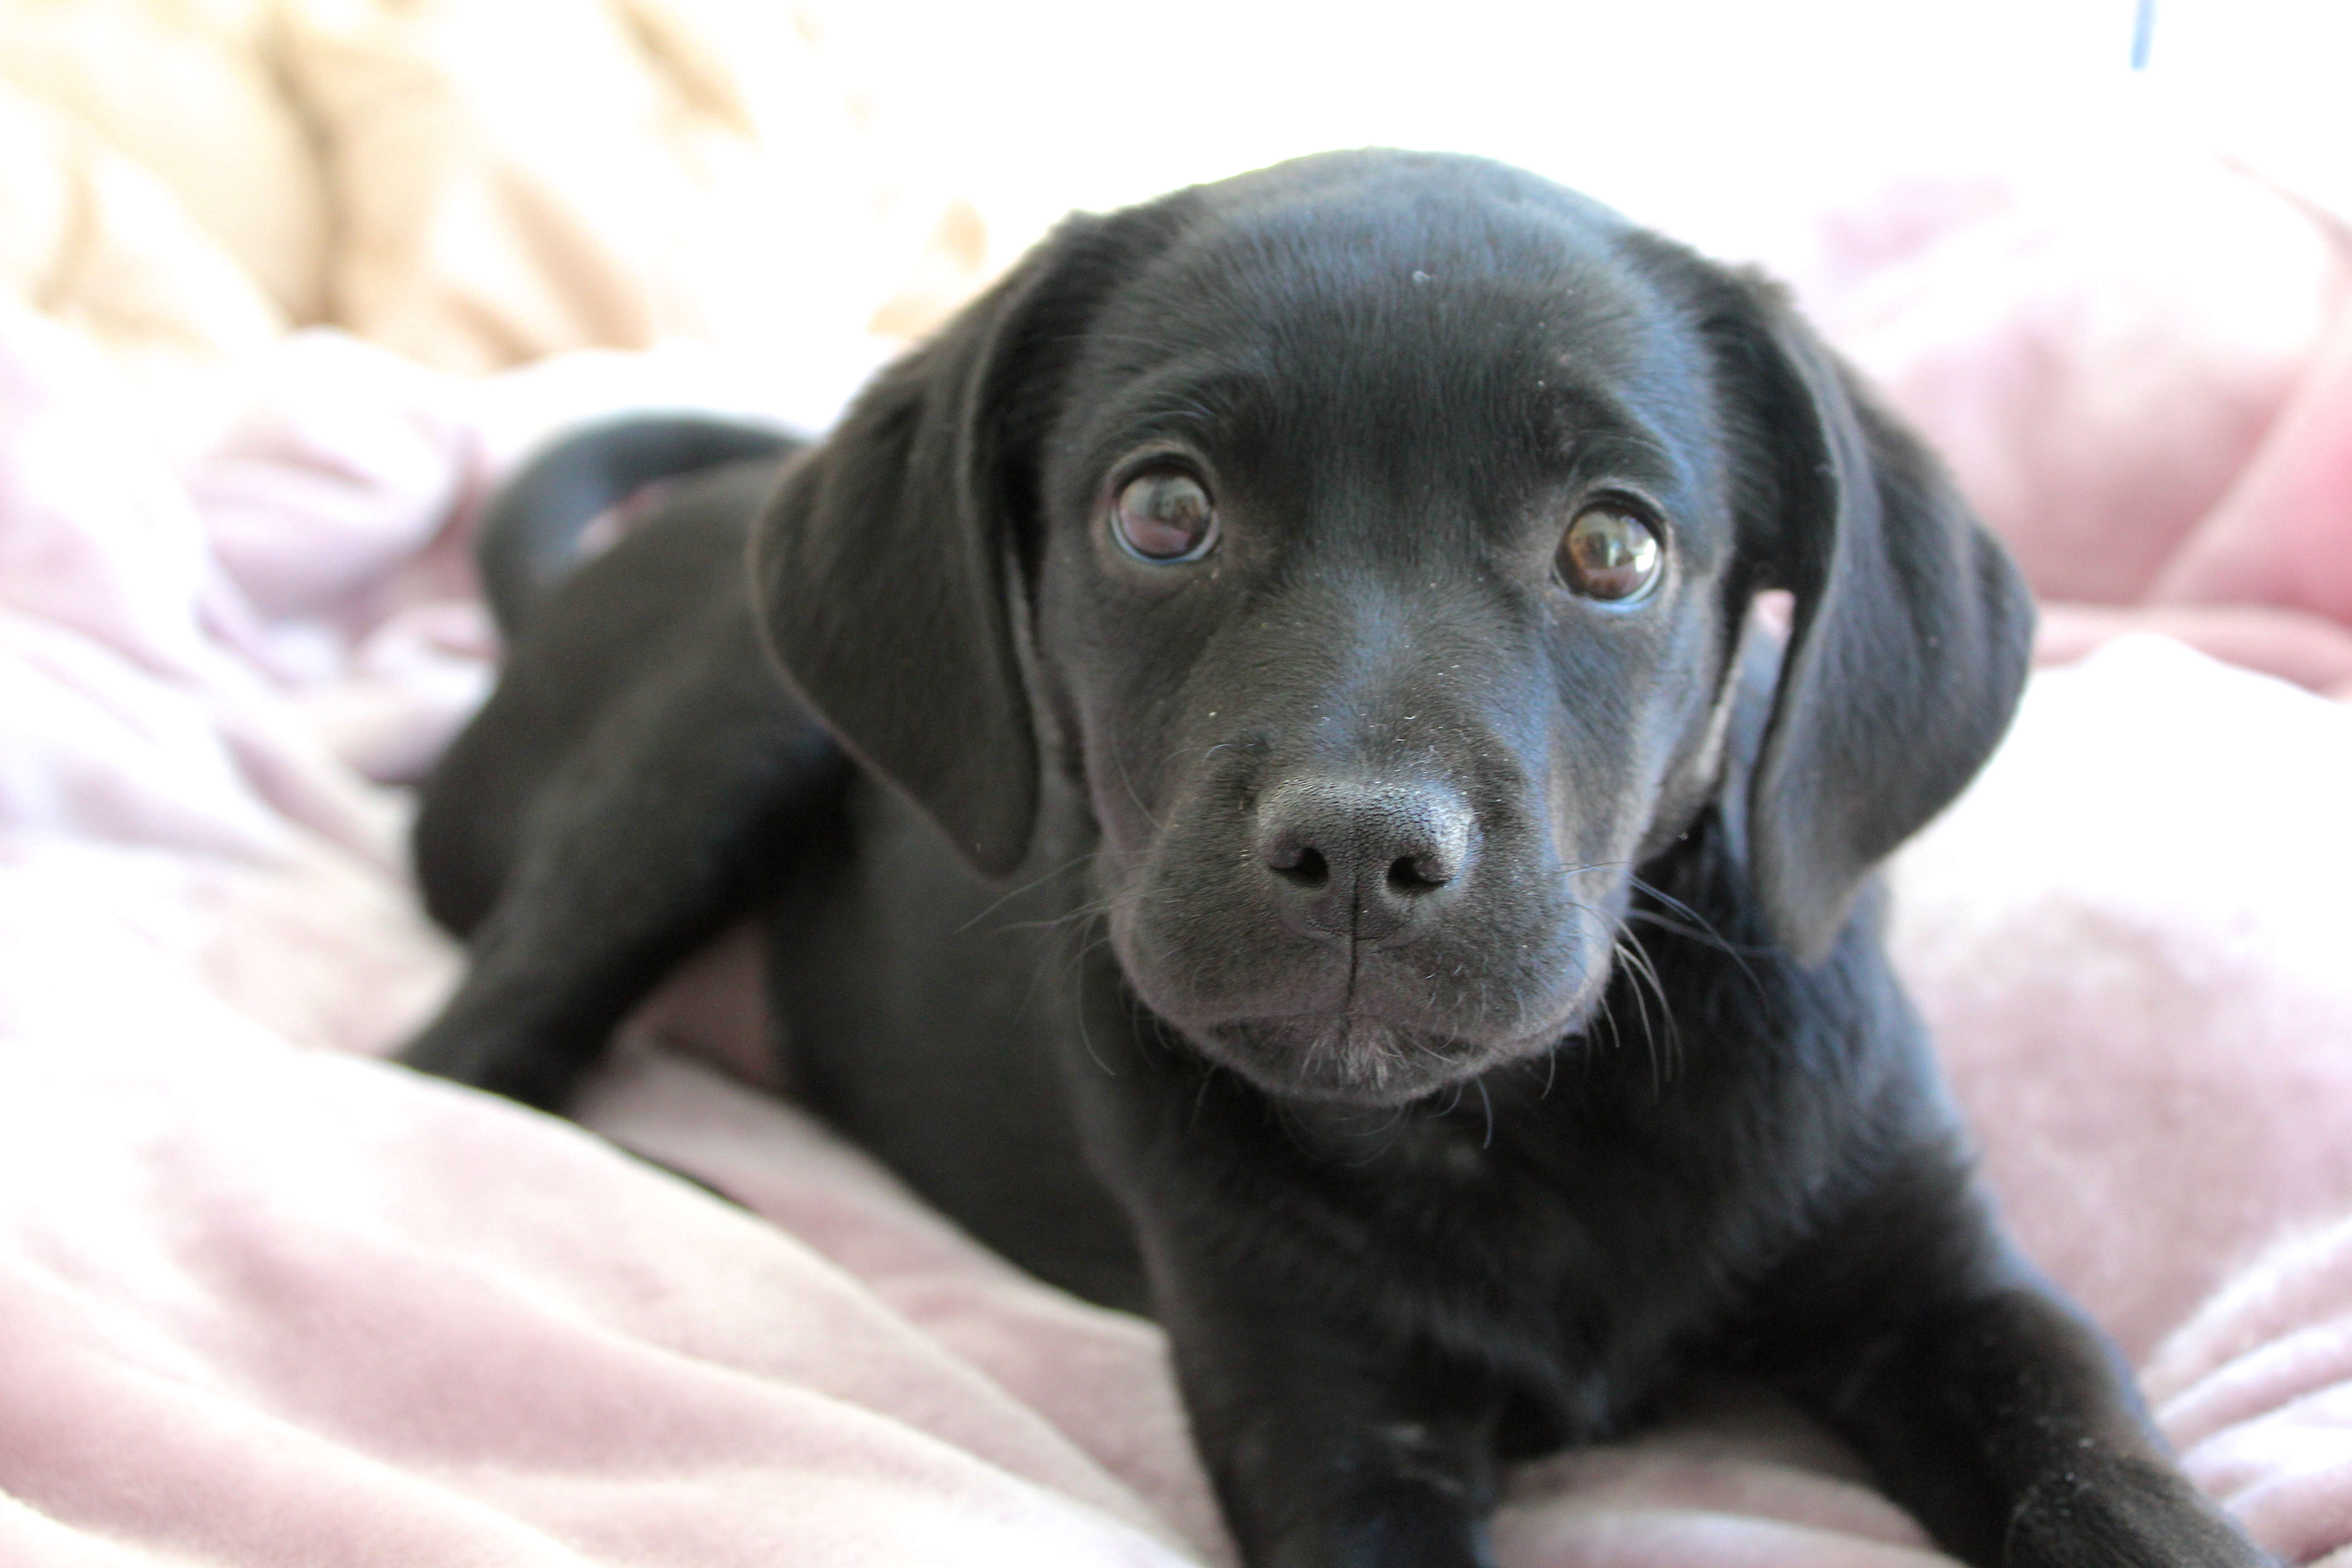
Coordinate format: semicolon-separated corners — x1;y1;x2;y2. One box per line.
404;151;2270;1568
472;414;804;639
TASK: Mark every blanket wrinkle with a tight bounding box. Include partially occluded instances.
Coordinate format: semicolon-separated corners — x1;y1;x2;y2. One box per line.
1488;1508;1957;1568
1802;152;2340;606
2;305;411;867
2032;602;2352;701
185;332;483;627
1;304;231;680
2153;289;2352;627
1795;154;2352;701
0;617;291;863
1494;1386;1934;1554
2151;1219;2352;1442
0;1042;1207;1568
1888;637;2352;1362
576;1045;1240;1564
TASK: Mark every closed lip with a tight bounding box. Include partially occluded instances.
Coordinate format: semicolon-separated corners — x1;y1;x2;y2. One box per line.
1190;1010;1573;1106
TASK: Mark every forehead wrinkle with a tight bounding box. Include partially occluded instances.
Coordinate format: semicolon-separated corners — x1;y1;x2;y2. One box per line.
1541;378;1700;495
1241;268;1695;509
1065;356;1281;480
1061;212;1726;535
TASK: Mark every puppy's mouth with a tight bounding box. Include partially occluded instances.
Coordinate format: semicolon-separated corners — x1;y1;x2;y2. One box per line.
1190;1005;1586;1108
1098;758;1634;1107
1107;863;1624;1108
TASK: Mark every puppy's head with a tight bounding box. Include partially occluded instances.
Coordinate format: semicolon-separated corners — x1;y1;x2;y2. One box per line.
755;151;2031;1107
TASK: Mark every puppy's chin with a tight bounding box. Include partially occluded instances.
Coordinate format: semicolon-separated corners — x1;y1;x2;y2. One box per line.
1191;1014;1558;1108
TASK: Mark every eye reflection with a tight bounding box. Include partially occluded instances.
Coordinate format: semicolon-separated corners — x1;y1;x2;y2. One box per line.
1113;471;1220;563
1557;506;1662;601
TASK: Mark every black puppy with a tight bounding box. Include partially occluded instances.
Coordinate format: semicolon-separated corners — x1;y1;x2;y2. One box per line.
406;151;2268;1568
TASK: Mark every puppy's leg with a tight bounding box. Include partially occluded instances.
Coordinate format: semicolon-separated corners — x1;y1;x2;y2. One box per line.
1150;1264;1504;1568
405;485;847;1110
1765;1190;2272;1568
1066;970;1507;1567
404;662;842;1108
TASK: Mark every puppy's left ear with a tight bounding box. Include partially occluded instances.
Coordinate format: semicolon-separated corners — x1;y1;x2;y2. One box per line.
1725;281;2035;963
750;212;1148;876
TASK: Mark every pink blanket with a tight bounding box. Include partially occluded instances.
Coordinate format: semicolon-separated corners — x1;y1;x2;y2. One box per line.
5;154;2352;1567
1801;151;2352;700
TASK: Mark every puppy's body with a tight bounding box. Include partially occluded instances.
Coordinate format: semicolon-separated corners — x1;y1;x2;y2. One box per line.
409;153;2269;1567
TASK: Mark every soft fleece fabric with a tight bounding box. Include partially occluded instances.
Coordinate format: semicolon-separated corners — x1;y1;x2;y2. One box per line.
5;258;2352;1568
4;3;2352;1560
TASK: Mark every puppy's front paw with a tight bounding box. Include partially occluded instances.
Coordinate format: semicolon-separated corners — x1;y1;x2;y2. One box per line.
2004;1455;2274;1568
398;1013;585;1112
1252;1489;1498;1568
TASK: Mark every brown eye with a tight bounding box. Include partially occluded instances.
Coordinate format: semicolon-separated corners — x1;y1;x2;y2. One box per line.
1112;471;1219;562
1557;506;1662;601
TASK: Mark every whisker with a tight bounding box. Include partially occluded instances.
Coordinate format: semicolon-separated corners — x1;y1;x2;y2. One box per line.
1627;874;1772;1001
1611;922;1684;1095
998;886;1133;935
1615;937;1661;1098
1068;954;1116;1079
954;850;1105;934
1190;1062;1220;1127
1111;744;1163;832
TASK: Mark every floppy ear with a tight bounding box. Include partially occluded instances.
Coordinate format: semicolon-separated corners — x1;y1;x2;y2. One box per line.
1727;284;2035;963
750;216;1125;876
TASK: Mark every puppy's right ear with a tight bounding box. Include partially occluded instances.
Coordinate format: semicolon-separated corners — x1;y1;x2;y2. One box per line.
751;216;1122;877
1716;276;2035;964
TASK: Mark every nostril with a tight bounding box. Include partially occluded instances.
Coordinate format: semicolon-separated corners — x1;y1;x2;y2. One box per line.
1386;853;1454;895
1269;844;1329;888
1252;774;1475;937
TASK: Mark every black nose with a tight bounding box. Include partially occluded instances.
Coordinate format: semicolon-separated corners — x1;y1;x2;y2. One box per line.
1253;775;1475;945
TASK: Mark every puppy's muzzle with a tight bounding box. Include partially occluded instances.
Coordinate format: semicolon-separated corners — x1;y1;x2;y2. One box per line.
1252;774;1476;946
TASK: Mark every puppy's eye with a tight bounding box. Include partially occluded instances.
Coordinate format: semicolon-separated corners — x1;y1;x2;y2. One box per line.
1557;506;1662;601
1112;471;1220;563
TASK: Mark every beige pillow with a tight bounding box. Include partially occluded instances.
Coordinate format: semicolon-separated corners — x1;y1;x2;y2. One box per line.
0;0;330;327
277;0;958;373
0;81;286;375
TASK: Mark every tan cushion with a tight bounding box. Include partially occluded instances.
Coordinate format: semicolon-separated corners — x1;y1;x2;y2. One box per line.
0;81;286;373
277;0;955;373
0;0;331;326
0;0;988;379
